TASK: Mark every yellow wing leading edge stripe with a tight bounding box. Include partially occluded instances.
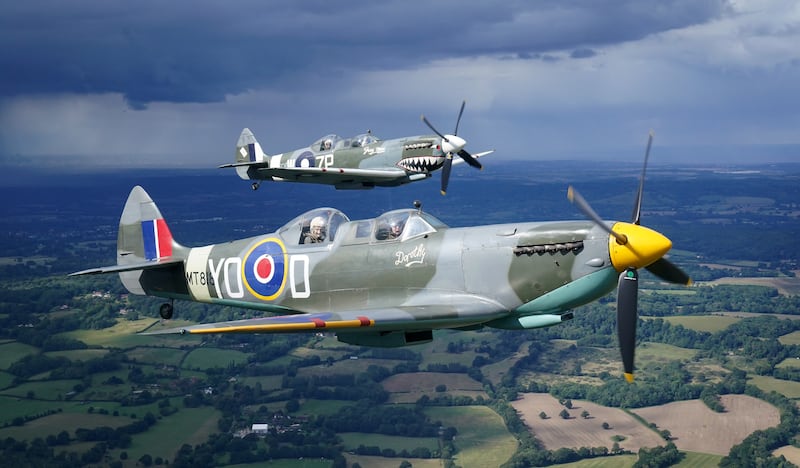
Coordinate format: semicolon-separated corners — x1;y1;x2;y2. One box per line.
182;317;375;335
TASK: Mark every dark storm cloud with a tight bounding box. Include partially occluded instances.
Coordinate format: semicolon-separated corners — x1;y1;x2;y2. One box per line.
0;0;729;108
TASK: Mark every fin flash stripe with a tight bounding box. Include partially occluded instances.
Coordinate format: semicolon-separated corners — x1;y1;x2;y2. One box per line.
142;219;172;260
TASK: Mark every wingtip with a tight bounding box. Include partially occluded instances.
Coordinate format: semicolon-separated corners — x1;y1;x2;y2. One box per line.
624;372;635;383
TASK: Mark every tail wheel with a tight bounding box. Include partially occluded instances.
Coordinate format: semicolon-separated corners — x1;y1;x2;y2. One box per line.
159;302;174;320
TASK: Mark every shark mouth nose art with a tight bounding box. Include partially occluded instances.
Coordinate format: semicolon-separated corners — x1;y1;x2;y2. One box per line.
397;156;446;173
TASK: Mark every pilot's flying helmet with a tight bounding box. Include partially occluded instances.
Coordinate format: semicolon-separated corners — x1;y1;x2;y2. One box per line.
310;216;326;229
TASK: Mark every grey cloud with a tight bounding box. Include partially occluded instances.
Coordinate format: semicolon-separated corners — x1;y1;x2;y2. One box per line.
570;48;597;59
0;0;730;108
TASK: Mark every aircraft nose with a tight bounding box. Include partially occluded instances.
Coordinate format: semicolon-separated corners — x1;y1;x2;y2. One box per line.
608;222;672;271
441;135;466;154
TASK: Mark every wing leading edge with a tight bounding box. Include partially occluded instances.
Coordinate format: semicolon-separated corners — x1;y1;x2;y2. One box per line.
142;295;509;336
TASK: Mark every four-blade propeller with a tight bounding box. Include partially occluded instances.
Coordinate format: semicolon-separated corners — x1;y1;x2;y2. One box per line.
421;100;482;195
568;132;692;382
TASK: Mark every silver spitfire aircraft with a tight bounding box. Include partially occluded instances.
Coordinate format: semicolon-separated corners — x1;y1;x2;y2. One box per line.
221;101;493;195
72;135;690;382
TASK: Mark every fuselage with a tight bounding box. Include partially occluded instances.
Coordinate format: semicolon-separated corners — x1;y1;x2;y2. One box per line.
257;134;445;174
127;208;617;326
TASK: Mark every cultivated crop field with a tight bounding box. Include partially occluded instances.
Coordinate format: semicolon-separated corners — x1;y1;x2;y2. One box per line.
344;454;441;468
656;315;741;333
779;330;800;345
382;372;487;403
0;412;129;441
297;357;406;377
108;407;221;463
512;393;664;453
631;395;780;455
549;455;638;467
61;318;202;348
773;446;800;466
426;405;517;467
182;347;251;370
338;432;438;452
748;375;800;399
705;276;800;295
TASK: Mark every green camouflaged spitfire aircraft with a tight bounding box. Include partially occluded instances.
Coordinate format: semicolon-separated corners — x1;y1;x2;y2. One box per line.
72;134;690;381
221;101;493;195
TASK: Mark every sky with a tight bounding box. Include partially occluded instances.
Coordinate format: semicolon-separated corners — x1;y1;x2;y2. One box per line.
1;0;800;169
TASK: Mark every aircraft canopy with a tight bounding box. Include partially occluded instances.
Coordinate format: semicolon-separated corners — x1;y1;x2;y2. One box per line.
279;208;350;246
311;133;381;152
373;209;448;242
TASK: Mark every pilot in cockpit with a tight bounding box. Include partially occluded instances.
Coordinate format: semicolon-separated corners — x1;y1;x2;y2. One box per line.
386;218;405;240
304;216;327;243
322;139;333;151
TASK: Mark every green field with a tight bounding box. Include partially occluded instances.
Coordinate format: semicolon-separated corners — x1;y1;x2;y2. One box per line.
674;451;724;467
290;345;350;362
748;375;800;399
0;341;40;369
296;399;353;416
297;357;405;377
550;455;637;467
229;459;334;468
60;318;202;349
239;375;285;392
182;347;251;370
1;379;83;400
637;342;697;363
110;407;221;462
339;432;438;452
0;395;69;426
426;405;517;467
0;412;129;441
43;348;109;361
654;315;741;333
776;358;800;369
0;371;15;389
344;454;440;468
125;346;187;366
779;331;800;346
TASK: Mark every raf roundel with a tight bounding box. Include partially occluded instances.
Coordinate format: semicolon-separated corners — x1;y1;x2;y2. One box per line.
253;254;276;283
242;238;287;300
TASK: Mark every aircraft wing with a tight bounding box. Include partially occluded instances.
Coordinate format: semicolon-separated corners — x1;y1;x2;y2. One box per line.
141;295;509;336
69;257;184;276
220;163;410;185
451;149;494;167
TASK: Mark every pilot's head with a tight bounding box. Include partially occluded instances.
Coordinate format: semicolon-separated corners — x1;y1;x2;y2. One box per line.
324;139;332;150
310;216;326;240
389;219;404;238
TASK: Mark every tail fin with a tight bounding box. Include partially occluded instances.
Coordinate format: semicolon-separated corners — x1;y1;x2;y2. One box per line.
115;186;186;295
117;186;182;265
70;186;187;298
232;128;268;180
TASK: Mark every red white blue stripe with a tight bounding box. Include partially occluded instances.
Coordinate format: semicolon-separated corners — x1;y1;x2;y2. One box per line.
142;219;172;260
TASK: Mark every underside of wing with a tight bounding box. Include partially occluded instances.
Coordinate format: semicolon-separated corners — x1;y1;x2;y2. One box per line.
141;295;509;337
224;164;413;188
262;166;408;182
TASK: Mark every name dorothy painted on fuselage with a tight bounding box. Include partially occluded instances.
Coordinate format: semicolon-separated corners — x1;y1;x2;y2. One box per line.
395;244;426;267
